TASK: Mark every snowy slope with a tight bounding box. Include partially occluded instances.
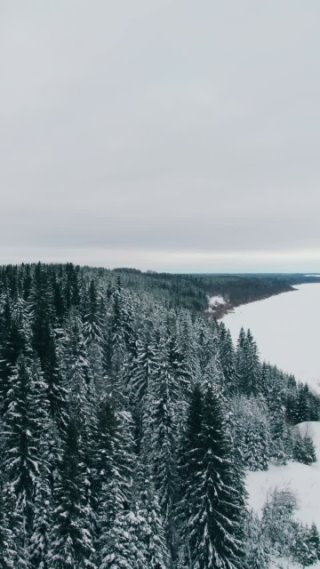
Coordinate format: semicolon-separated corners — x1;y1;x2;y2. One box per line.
270;560;302;569
223;284;320;394
247;422;320;568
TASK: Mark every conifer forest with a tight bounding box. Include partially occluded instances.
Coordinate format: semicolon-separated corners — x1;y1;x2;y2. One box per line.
0;262;319;569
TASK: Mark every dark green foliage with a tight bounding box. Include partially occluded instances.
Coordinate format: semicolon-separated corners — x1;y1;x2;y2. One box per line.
236;329;261;396
219;324;236;394
305;524;320;564
2;355;49;533
0;479;19;569
179;384;245;569
292;430;317;465
0;262;317;568
49;419;96;569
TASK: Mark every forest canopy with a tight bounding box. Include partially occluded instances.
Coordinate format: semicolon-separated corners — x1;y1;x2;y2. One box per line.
0;262;318;569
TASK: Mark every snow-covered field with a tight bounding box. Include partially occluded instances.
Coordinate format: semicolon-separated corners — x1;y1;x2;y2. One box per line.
223;283;320;393
247;422;320;527
224;284;320;567
247;422;320;569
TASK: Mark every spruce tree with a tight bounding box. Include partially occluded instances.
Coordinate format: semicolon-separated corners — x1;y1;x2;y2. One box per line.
29;468;53;569
134;467;170;569
149;339;181;562
49;419;96;569
96;410;136;567
2;355;49;535
0;479;20;569
219;324;237;394
179;383;245;569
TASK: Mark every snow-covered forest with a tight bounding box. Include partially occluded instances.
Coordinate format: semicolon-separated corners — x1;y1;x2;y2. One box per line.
0;262;319;569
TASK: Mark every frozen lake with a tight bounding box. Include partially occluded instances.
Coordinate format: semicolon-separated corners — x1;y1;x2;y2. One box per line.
223;283;320;393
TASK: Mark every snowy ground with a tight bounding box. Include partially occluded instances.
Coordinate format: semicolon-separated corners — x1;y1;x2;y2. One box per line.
269;559;301;569
223;284;320;393
247;422;320;568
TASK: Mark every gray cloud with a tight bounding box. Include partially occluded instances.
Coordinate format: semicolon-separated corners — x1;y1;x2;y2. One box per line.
1;0;320;271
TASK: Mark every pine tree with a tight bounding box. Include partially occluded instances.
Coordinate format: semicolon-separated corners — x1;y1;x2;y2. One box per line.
134;469;170;569
98;510;144;569
0;479;19;569
236;329;261;396
178;312;201;385
63;316;97;432
244;512;270;569
179;383;245;569
0;303;27;409
96;410;136;568
150;340;180;563
29;468;53;569
49;419;96;569
43;331;69;431
292;430;317;465
105;282;129;401
176;383;203;566
82;280;105;392
93;395;118;503
83;281;102;344
262;489;297;559
219;324;237;394
235;397;270;471
129;329;158;449
30;264;54;367
2;355;49;535
306;523;320;563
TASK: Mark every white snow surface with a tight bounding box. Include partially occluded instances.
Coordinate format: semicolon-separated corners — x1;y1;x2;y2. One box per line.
247;421;320;568
223;283;320;393
269;559;301;569
247;421;320;526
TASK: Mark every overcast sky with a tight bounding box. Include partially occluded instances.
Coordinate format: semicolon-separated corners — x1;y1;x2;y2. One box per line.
1;1;320;272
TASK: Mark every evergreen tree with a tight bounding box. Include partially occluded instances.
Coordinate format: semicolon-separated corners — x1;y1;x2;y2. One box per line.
292;430;317;465
43;331;69;431
219;323;237;394
98;509;144;569
244;512;270;569
235;397;270;471
49;419;96;569
96;410;136;567
179;383;245;569
29;468;53;569
262;489;297;559
0;303;27;408
2;355;49;535
150;340;180;562
0;480;20;569
306;523;320;563
129;328;158;447
236;329;261;396
134;468;170;569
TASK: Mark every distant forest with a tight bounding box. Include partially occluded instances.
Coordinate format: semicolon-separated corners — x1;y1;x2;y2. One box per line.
112;267;320;313
0;263;319;568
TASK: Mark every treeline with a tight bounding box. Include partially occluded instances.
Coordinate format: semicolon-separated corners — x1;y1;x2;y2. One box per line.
112;268;320;313
0;263;319;569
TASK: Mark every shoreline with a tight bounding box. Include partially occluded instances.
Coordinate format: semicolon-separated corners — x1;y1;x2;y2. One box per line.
206;286;297;320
